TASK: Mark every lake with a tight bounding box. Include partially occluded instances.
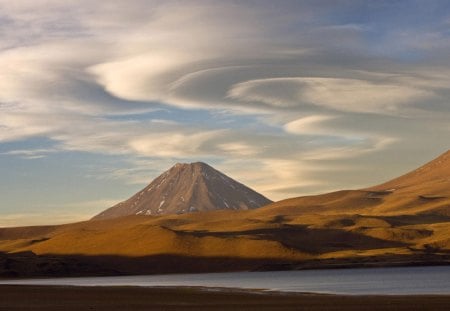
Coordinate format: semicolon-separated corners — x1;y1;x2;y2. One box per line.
1;266;449;295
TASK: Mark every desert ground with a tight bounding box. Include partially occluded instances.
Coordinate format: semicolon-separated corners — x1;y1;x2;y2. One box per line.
1;285;450;311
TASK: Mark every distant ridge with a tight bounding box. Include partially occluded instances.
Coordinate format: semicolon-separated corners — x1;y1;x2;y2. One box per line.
370;149;450;191
92;162;272;220
263;149;450;216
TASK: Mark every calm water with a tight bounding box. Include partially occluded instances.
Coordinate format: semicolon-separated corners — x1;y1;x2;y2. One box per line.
1;266;450;295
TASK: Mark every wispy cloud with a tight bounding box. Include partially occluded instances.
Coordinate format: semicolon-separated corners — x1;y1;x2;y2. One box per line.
284;115;337;135
1;148;59;159
229;77;434;115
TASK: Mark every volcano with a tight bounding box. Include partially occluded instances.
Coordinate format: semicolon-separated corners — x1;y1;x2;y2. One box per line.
92;162;272;220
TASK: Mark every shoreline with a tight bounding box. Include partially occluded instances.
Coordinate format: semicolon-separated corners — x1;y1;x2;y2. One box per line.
2;250;450;279
1;285;450;311
3;283;450;297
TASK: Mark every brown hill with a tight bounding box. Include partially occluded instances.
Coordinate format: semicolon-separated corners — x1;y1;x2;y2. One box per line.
92;162;272;220
1;208;449;277
371;150;450;191
263;150;450;217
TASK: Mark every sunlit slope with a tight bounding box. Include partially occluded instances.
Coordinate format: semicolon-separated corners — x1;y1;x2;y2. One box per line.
262;150;450;217
0;214;306;259
1;209;448;261
368;150;450;215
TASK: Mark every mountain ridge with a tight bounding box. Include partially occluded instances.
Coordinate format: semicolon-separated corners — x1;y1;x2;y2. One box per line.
263;149;450;216
369;149;450;192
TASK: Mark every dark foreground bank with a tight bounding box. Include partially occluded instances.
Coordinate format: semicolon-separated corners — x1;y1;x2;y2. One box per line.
2;250;450;278
1;285;450;311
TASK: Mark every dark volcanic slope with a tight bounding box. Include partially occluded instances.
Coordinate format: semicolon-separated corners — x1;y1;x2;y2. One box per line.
92;162;272;220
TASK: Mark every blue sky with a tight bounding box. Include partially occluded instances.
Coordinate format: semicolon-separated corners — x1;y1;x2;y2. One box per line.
1;0;450;226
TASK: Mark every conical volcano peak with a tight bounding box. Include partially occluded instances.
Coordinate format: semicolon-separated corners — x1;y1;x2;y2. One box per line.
172;161;208;168
168;162;226;181
92;162;272;220
170;161;211;172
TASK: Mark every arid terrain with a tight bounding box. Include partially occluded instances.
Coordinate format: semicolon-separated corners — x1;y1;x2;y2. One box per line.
1;151;449;277
1;285;450;311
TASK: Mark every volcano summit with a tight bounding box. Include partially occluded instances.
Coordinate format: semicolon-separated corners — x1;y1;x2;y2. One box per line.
92;162;272;220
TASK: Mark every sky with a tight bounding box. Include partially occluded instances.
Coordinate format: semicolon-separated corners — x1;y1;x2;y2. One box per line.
1;0;450;227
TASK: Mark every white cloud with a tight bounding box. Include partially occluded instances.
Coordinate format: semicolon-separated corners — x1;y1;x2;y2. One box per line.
299;78;432;114
88;51;203;103
284;115;337;135
128;130;223;158
228;78;305;108
229;77;434;114
217;158;329;200
217;142;260;156
283;114;398;160
299;137;397;161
